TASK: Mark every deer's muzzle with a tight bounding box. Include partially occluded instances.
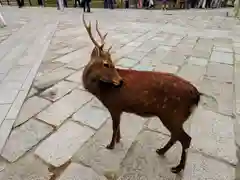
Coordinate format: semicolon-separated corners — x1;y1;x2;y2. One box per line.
112;77;123;87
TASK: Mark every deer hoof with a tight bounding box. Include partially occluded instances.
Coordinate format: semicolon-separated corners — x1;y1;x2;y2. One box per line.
156;148;166;155
171;165;183;174
106;144;114;150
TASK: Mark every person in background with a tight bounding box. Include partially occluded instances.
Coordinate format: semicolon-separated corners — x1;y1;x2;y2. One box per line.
107;0;114;9
146;0;154;8
74;0;81;7
57;0;64;10
63;0;68;7
37;0;44;7
0;4;6;27
233;0;240;18
16;0;24;8
104;0;108;8
191;0;197;7
57;0;67;10
124;0;129;8
205;0;211;8
143;0;148;7
82;0;91;12
161;0;168;9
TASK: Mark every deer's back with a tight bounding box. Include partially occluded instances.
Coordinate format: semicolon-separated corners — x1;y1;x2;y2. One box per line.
97;69;200;118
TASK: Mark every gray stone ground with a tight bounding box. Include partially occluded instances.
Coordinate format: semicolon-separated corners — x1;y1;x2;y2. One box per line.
0;6;240;180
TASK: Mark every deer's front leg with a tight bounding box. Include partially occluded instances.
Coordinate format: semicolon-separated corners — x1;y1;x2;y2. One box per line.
106;112;120;149
116;126;121;143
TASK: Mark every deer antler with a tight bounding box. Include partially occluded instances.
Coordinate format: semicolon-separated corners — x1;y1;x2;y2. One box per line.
82;13;101;49
108;46;112;53
96;20;108;45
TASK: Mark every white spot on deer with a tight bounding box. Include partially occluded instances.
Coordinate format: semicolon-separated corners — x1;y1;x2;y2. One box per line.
164;97;168;103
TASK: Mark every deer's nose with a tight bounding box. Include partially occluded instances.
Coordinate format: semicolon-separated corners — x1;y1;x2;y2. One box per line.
113;77;123;86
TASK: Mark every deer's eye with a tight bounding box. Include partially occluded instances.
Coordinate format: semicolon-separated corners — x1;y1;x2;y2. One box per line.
103;62;110;68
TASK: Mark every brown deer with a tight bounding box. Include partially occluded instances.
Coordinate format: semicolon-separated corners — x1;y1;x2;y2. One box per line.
81;14;215;174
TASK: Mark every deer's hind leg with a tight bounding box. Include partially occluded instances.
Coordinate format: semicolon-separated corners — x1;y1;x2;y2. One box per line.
171;128;191;173
155;116;191;173
156;136;177;155
156;116;178;155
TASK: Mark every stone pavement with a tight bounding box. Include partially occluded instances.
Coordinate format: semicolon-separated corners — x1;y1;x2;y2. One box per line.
0;6;240;180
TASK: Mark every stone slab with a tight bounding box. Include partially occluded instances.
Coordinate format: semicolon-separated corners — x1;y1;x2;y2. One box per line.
0;18;40;61
161;51;186;66
65;53;89;70
180;37;198;45
199;78;233;116
117;131;181;180
125;50;147;61
182;152;235;180
187;56;208;66
72;113;147;174
154;62;179;74
145;47;169;60
27;87;38;98
3;66;31;82
190;106;237;165
72;101;110;130
38;62;64;75
5;90;29;120
135;42;158;53
112;46;136;60
54;47;90;64
177;64;206;84
40;80;78;102
89;98;107;110
158;34;183;46
0;88;19;104
132;61;154;71
234;47;240;54
206;62;233;83
0;27;39;74
213;45;233;53
35;121;95;167
189;49;211;59
1;119;53;162
0;104;11;125
210;51;234;65
14;96;51;127
34;67;75;90
116;57;139;68
58;163;107;180
126;41;143;47
173;44;193;56
66;69;83;84
0;119;15;152
37;89;93;126
0;153;51;180
0;81;23;90
54;46;77;55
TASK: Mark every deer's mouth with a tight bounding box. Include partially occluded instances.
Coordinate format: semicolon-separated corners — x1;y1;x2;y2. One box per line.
100;79;123;87
112;79;123;87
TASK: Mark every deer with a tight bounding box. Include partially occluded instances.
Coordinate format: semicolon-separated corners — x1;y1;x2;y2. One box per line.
81;13;216;174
